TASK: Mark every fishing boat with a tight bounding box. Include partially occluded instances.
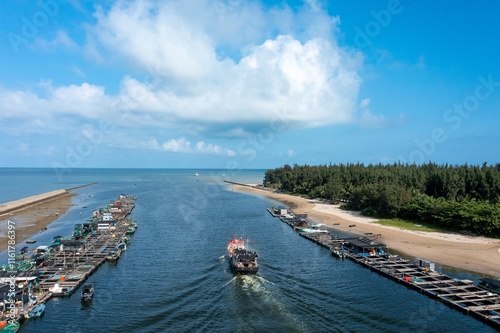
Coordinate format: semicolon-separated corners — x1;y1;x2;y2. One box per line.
81;283;95;302
15;246;29;261
106;248;121;262
227;237;258;275
117;242;127;251
0;321;20;332
297;223;328;234
25;239;36;244
331;246;349;260
28;303;45;318
15;246;28;261
52;235;64;246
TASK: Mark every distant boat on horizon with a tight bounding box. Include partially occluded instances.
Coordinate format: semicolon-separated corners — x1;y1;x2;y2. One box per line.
194;172;200;176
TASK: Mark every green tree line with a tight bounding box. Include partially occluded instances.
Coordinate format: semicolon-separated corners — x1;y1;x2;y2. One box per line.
263;163;500;237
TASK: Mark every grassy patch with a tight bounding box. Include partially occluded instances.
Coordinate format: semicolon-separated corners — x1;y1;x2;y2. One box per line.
376;218;451;233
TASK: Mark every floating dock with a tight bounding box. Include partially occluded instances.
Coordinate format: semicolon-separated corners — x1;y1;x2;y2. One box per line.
1;194;137;327
267;206;500;330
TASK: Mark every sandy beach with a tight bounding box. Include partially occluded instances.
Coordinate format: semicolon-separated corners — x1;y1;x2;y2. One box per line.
233;184;500;278
0;190;75;250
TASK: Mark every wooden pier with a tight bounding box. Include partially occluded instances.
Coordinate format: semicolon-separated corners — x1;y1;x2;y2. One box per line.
267;206;500;330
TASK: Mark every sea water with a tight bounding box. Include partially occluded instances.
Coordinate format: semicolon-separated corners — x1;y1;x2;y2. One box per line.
0;168;495;332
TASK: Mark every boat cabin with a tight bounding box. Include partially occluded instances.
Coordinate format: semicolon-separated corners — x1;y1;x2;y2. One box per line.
59;240;84;253
478;278;500;294
342;237;388;257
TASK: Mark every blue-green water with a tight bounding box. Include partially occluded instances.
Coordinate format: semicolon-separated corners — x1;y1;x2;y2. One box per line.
0;169;496;332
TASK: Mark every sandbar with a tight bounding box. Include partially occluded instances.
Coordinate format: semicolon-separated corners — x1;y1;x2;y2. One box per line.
0;190;75;250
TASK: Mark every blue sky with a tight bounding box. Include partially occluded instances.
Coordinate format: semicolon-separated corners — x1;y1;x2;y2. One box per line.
1;0;499;170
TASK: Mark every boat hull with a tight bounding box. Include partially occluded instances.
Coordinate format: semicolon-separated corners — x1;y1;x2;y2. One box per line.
81;283;94;302
229;263;259;275
228;250;259;275
28;303;45;318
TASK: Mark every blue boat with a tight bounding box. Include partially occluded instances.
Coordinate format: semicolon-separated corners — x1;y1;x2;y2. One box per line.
28;303;45;318
81;283;95;302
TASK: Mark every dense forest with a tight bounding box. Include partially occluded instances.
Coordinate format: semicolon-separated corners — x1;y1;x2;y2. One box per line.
263;163;500;237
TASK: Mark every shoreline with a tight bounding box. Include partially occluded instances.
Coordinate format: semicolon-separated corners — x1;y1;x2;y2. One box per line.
231;184;500;278
0;184;97;251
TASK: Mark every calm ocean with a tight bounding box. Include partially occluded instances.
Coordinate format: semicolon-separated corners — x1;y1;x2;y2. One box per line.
0;168;495;332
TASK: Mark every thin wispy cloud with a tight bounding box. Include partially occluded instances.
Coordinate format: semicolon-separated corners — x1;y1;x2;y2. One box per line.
33;30;77;51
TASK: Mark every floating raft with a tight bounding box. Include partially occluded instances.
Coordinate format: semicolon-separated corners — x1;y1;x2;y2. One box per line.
2;195;138;327
267;206;500;330
37;196;136;297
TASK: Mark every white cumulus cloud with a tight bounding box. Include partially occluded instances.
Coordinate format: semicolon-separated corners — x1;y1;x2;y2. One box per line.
162;138;192;153
0;0;369;155
162;137;235;156
87;0;363;133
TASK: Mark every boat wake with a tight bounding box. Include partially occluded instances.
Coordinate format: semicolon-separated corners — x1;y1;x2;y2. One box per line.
239;275;275;291
225;275;309;332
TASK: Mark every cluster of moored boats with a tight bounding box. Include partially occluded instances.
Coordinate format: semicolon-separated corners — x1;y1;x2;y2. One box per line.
0;195;138;332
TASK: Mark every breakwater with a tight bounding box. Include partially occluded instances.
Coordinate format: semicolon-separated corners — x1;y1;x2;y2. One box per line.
267;206;500;330
0;190;70;217
0;183;98;217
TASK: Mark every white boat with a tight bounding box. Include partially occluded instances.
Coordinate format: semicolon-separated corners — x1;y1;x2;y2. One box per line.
49;283;63;294
194;172;200;176
300;228;329;233
300;224;328;233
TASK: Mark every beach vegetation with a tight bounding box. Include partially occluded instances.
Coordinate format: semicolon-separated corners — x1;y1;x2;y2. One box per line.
264;162;500;237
